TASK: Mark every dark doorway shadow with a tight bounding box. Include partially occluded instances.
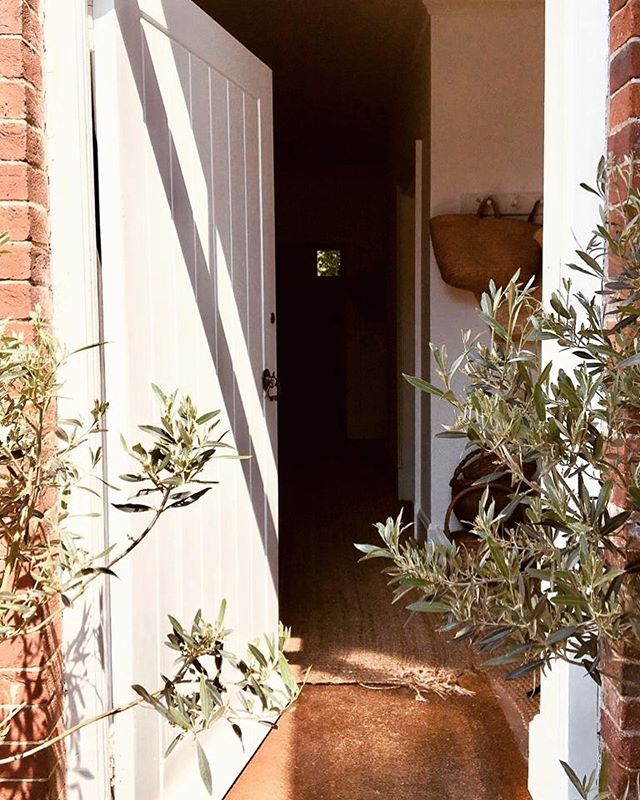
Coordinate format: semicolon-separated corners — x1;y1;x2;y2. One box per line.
277;245;347;445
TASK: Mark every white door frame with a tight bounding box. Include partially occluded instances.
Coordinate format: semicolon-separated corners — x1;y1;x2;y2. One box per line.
414;139;426;534
397;140;426;524
528;2;609;798
43;0;609;797
43;2;112;798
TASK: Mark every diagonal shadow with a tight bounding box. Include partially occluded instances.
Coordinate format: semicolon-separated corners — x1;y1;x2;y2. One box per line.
107;3;278;591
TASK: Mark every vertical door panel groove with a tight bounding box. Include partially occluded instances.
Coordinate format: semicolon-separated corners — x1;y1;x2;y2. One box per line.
93;0;277;795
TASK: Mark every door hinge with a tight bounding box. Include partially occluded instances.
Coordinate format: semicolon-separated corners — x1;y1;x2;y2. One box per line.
86;0;95;52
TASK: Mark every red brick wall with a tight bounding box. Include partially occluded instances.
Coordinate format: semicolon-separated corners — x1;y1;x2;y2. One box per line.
604;2;640;798
0;1;64;799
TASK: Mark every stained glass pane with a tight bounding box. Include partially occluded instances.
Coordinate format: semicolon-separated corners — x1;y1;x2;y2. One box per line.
316;250;341;277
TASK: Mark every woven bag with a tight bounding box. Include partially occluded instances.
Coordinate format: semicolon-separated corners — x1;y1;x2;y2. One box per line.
430;197;542;294
445;448;537;537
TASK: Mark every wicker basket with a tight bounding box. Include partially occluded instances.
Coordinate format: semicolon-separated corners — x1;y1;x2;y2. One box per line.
430;197;542;294
475;280;543;340
445;449;536;537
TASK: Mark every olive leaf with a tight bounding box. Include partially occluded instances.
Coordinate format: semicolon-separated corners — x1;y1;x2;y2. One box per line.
358;156;640;682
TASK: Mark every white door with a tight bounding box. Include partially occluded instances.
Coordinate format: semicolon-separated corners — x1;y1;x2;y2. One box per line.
92;1;277;796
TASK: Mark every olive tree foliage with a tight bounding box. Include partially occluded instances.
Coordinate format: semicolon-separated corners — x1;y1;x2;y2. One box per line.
0;294;299;792
357;157;640;683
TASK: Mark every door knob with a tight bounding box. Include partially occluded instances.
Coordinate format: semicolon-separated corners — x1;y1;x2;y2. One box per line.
262;369;280;401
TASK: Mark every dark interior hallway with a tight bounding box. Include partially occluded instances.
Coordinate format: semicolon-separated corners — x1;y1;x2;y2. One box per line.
279;444;473;683
228;446;531;799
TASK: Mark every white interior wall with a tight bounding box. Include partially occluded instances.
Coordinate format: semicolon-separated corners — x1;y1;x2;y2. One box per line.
397;186;416;501
427;0;545;532
393;19;430;514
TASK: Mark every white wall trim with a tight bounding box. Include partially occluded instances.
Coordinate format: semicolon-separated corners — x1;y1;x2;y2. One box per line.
427;521;446;542
43;2;111;798
413;508;430;542
528;2;608;798
414;139;424;533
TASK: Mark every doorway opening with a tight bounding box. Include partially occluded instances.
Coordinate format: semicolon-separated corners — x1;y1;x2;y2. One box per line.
195;1;545;796
197;0;428;464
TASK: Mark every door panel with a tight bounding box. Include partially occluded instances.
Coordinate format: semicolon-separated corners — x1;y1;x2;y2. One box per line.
93;1;277;796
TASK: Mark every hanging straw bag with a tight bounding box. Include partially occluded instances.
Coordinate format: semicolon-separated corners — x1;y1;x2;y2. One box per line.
430;197;542;294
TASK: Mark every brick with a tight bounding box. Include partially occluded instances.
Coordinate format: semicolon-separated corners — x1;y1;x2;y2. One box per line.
603;6;640;797
0;203;48;244
0;0;22;34
27;166;46;207
614;481;632;510
0;635;63;784
21;41;41;90
0;241;48;282
0;164;49;207
606;679;640;730
0;39;27;81
0;281;50;319
0;81;28;120
0;162;28;201
0;691;63;745
25;124;44;167
20;5;42;53
0;121;26;161
0;81;41;126
603;707;640;768
0;121;45;171
603;655;640;696
608;753;640;800
0;782;53;800
609;119;640;159
0;741;60;781
612;82;640;129
613;0;633;15
609;635;640;665
0;713;65;781
0;730;66;786
4;319;34;341
0;622;60;672
612;1;640;53
0;672;64;784
0;279;29;317
0;238;29;279
0;671;47;708
608;253;626;280
0;39;41;91
611;40;640;94
0;1;57;795
0;2;42;52
0;652;61;696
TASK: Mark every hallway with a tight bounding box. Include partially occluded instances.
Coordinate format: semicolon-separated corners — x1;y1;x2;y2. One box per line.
228;445;531;799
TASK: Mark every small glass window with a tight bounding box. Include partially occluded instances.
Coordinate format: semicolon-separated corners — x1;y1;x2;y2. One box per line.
316;249;341;277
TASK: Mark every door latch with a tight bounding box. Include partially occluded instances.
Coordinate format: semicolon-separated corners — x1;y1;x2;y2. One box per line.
262;369;280;401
